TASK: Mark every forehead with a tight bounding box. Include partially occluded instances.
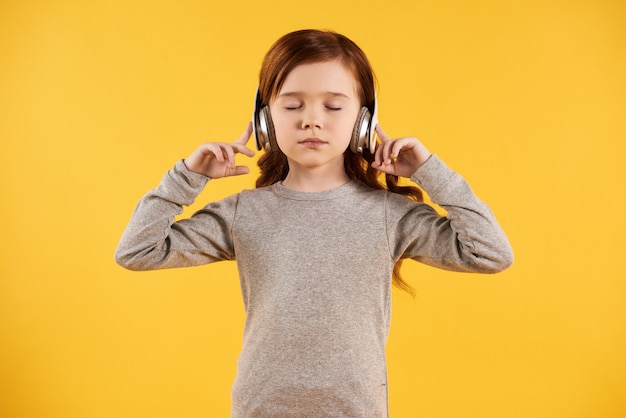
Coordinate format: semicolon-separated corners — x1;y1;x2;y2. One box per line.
278;60;358;96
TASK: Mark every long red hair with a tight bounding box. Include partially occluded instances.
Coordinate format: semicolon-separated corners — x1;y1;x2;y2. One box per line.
255;29;422;295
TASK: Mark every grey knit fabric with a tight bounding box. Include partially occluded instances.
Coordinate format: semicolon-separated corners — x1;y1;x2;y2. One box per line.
116;155;513;417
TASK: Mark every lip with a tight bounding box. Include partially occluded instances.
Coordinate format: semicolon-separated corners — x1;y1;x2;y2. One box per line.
299;137;327;148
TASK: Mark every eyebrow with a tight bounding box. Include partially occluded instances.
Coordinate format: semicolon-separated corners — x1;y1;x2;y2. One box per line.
277;91;350;99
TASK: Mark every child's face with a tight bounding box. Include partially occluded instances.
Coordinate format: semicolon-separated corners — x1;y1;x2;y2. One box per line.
270;59;361;172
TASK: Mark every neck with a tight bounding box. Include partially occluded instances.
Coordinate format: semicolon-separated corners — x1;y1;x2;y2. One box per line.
281;164;350;192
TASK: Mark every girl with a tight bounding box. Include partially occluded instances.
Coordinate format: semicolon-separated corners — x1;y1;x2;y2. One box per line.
116;29;513;417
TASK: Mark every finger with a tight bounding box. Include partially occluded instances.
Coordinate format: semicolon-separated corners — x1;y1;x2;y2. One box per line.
380;138;396;165
232;165;251;176
235;122;253;145
390;137;411;159
375;125;397;164
374;146;393;169
375;124;392;144
221;144;236;168
370;154;396;175
372;163;395;176
232;143;256;157
202;143;225;162
373;139;385;167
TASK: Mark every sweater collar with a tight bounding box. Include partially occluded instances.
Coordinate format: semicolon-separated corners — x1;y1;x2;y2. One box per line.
271;179;359;201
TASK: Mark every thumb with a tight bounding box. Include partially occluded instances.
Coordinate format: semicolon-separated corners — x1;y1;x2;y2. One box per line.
230;165;251;176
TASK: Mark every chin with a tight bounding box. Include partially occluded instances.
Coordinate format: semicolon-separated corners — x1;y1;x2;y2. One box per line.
286;156;342;170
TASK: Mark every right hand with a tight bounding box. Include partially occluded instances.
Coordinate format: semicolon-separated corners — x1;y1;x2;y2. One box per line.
184;123;255;178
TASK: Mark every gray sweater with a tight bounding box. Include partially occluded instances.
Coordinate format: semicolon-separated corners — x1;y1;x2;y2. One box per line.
115;155;513;417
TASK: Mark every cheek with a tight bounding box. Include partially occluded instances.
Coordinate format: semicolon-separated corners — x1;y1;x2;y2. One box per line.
338;113;358;136
272;116;292;140
271;117;296;148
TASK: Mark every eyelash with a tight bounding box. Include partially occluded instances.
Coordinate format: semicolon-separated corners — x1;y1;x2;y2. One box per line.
284;105;342;111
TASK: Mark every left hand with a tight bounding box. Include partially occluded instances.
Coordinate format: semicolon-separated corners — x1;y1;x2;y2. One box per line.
371;125;432;178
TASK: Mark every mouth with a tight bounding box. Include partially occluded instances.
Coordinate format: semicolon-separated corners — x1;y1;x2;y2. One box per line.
299;138;328;148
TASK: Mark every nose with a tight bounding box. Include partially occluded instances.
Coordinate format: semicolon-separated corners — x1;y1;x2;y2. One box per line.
301;108;323;130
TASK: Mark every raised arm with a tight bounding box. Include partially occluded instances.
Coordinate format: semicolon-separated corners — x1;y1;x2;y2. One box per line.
115;124;255;270
375;125;513;273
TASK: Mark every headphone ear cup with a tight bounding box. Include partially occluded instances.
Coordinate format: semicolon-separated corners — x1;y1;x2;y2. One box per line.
253;88;279;152
258;106;278;152
350;106;372;154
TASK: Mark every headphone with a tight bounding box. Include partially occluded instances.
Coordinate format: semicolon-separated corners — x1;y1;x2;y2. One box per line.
253;88;378;154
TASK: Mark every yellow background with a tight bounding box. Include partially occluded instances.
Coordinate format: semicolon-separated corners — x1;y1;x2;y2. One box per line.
1;0;625;417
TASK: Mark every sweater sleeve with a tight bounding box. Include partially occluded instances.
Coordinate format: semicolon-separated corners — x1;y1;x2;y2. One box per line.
115;160;238;271
387;155;513;273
